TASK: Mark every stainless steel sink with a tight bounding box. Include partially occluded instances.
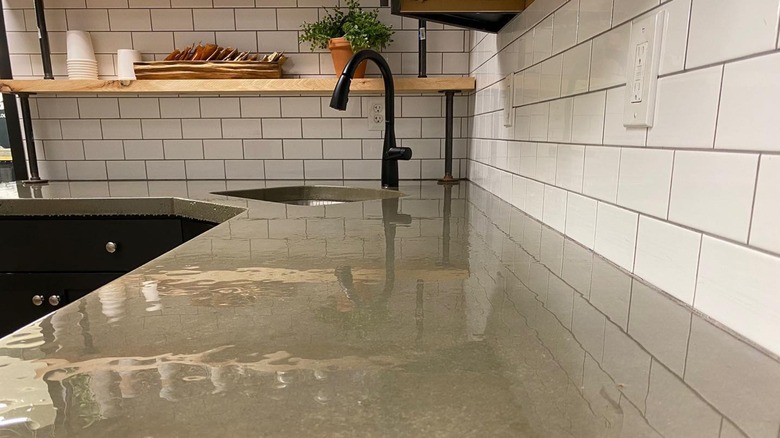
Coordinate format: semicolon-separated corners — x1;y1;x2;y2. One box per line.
213;185;404;206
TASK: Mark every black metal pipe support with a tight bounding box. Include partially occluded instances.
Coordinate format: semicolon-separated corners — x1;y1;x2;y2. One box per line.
19;94;46;184
0;5;28;180
34;0;54;80
418;19;427;78
438;91;458;184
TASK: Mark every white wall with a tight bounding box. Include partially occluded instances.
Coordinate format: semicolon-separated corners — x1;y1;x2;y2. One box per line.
467;0;780;356
1;0;471;181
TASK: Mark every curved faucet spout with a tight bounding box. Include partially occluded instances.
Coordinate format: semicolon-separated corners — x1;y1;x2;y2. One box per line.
330;50;412;188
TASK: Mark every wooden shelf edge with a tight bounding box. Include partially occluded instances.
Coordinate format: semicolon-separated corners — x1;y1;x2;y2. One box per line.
0;77;475;95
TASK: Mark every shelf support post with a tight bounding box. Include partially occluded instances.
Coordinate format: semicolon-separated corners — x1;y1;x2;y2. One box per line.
19;94;46;184
34;0;54;80
418;19;427;78
438;90;458;184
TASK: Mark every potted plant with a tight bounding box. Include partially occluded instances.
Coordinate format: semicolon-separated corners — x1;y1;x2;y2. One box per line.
299;0;394;78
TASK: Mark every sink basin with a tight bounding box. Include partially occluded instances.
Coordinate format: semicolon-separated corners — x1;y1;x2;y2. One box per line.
213;185;404;206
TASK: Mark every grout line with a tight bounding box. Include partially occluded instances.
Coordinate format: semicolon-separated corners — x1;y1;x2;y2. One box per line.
665;150;675;220
745;155;762;244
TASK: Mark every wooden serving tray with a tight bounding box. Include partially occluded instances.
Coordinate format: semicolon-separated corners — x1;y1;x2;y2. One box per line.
134;60;284;80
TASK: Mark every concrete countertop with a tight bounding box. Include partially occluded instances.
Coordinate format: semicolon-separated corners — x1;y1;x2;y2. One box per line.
0;180;778;437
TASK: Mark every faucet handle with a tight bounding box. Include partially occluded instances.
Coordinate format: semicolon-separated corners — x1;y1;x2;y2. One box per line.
386;147;412;161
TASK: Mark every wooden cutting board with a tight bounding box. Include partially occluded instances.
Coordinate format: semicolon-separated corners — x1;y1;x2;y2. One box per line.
134;60;284;80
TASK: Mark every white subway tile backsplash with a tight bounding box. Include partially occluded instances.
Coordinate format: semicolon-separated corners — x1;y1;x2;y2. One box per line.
595;202;638;271
566;192;598;248
108;9;151;31
43;140;85;160
261;118;299;139
159;98;200;119
223;119;262;138
583;146;620;202
533;15;554;63
716;52;780;152
243;139;282;159
749;155;780;254
539;55;563;101
164;139;203;159
67;160;108;180
635;216;701;305
185;160;225;179
304;160;342;180
192;8;233;30
686;0;780;68
123;139;162;159
102;120;143;139
225;160;265;180
556;144;585;192
240;97;281;118
203;139;243;159
280;97;321;118
589;24;629;91
283;139;322;159
235;8;276;31
578;0;612;41
552;0;579;55
613;0;658;24
142;119;182;139
37;98;80;119
696;237;780;356
119;98;160;118
571;91;605;144
647;66;722;149
543;185;568;232
670;151;758;242
302;119;342;139
78;98;119;119
146;160;184;179
182;119;222;139
276;8;317;31
61;120;103;139
84;140;124;160
264;159;303;179
617;148;674;217
561;41;592;96
151;9;192;30
200;98;240;118
603;87;646;146
547;97;574;142
106;160;147;180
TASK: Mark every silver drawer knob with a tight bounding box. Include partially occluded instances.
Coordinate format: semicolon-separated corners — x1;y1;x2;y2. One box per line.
48;295;61;306
105;242;118;254
32;295;44;306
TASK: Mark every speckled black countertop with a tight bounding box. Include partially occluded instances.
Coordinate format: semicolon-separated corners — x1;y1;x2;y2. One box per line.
0;180;778;438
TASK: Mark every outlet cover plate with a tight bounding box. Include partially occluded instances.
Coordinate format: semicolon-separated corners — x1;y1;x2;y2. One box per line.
367;97;385;131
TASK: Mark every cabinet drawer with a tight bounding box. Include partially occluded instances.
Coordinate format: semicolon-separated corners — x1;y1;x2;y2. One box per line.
0;217;183;272
0;272;122;337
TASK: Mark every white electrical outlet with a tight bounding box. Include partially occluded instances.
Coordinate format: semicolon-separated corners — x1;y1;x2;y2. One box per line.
367;98;385;131
623;10;666;128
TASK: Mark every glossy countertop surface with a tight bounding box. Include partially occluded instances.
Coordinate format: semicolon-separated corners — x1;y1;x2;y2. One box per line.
0;180;779;438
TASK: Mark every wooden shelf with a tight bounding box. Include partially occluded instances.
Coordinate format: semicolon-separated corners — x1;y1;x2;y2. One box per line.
0;77;475;95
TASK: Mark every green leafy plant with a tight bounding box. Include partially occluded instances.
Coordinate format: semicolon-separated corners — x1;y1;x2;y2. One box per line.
299;0;394;52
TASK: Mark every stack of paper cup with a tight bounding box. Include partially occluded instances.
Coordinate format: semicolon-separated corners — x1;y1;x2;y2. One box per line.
117;49;141;80
66;30;98;79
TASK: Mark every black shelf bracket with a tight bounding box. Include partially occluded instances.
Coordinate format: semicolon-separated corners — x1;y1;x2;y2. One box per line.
438;90;458;184
19;94;47;184
34;0;54;80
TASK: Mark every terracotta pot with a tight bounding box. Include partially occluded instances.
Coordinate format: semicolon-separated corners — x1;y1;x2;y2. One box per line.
328;37;367;78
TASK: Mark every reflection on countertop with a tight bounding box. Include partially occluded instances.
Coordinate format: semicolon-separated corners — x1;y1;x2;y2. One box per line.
0;180;779;438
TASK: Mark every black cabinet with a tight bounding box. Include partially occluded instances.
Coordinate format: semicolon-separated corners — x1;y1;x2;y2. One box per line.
0;272;122;336
0;215;217;337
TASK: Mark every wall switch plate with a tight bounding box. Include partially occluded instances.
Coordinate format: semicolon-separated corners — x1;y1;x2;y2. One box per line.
623;10;666;128
367;97;385;131
501;75;514;127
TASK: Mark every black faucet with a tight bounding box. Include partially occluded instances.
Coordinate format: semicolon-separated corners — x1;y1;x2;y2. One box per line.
330;50;412;188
